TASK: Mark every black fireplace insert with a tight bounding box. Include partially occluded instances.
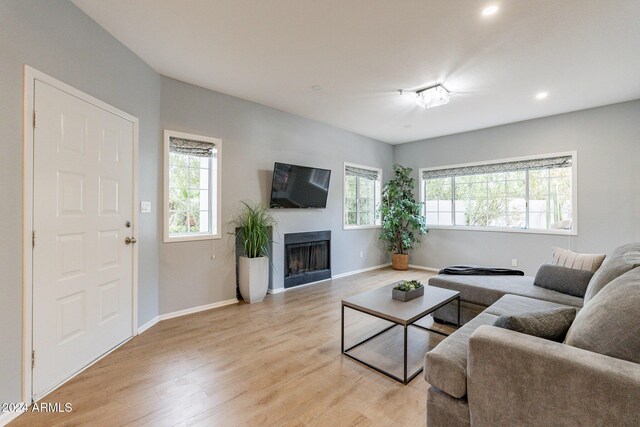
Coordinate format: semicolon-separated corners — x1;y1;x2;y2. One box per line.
284;230;331;288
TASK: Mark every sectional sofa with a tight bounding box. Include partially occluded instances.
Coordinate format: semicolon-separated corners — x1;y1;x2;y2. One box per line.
424;243;640;426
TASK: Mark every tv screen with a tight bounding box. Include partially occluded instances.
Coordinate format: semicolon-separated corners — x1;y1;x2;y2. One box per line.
270;162;331;208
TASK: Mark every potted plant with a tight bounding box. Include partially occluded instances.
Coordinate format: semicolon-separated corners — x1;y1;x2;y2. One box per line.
379;164;428;270
232;201;276;303
392;280;424;301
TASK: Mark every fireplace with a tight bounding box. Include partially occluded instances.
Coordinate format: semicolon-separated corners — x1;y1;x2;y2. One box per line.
284;230;331;288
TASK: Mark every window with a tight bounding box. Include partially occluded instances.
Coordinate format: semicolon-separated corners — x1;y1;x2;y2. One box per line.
421;153;576;234
163;130;222;242
344;163;382;229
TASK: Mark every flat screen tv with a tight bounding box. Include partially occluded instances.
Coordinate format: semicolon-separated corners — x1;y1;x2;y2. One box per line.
270;162;331;208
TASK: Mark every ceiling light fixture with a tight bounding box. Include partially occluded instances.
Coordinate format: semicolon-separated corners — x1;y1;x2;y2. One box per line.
535;91;549;100
482;5;499;16
415;85;450;109
311;85;322;91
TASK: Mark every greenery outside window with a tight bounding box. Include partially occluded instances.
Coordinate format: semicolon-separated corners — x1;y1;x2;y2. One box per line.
420;153;577;235
344;162;382;229
163;130;222;242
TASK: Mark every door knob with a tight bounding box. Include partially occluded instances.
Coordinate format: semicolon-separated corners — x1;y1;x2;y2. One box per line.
125;236;137;245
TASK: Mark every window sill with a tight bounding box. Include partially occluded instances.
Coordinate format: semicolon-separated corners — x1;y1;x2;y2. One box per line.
164;233;221;243
426;225;577;236
343;225;382;231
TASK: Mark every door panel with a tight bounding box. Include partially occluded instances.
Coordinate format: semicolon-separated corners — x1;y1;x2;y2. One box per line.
32;80;134;399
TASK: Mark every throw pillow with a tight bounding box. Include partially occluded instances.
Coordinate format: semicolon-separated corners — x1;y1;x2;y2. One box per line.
583;242;640;303
533;264;594;298
493;307;577;342
565;267;640;364
552;247;606;272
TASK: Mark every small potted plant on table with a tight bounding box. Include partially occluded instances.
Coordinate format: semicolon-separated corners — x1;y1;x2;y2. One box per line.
392;280;424;301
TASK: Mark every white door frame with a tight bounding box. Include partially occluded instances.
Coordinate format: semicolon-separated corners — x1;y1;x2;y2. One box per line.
22;66;139;403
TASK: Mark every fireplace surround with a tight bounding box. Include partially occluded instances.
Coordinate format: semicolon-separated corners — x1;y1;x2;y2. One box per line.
284;230;331;288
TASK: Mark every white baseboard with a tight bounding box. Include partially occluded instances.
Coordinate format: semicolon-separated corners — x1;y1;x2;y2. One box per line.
267;287;286;294
137;316;159;334
158;299;239;321
408;264;441;272
137;299;238;335
332;263;391;279
0;405;27;426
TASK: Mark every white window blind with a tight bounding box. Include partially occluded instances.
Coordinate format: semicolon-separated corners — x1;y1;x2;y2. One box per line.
422;155;572;179
169;136;216;158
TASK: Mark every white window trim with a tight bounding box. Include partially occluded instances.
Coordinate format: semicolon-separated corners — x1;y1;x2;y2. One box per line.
163;129;222;243
343;162;383;230
419;151;578;236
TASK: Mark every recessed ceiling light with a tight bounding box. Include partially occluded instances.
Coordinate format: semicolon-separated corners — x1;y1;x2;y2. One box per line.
535;91;549;100
482;5;499;16
311;85;322;91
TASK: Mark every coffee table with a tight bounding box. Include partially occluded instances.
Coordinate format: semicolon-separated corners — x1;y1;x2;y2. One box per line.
341;282;460;384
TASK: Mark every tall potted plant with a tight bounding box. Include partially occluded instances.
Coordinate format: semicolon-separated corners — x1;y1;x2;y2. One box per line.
232;201;276;303
379;164;428;270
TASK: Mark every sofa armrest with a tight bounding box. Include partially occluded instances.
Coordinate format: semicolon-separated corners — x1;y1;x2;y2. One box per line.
467;325;640;427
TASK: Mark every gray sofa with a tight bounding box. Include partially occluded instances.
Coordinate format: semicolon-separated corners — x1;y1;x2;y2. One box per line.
430;274;583;325
424;243;640;426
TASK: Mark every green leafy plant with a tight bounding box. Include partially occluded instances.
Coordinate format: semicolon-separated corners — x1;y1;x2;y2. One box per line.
393;280;424;292
231;201;276;258
379;164;428;254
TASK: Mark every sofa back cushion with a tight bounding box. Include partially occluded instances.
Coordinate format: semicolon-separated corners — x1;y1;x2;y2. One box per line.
534;264;594;298
565;267;640;363
552;247;606;272
494;307;576;342
583;243;640;303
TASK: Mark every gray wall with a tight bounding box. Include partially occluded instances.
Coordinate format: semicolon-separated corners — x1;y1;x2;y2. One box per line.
159;77;393;314
395;100;640;274
0;0;161;404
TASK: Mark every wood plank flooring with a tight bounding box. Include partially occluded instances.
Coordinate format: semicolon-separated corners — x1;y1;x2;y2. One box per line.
11;267;453;426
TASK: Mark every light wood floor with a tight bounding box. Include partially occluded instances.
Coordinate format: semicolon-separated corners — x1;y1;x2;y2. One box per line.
12;267;454;427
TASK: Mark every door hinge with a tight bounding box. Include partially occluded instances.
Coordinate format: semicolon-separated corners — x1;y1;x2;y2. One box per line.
33;111;37;128
32;230;36;248
32;350;35;368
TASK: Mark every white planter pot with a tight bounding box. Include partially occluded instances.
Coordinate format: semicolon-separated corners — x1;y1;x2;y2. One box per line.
238;256;269;303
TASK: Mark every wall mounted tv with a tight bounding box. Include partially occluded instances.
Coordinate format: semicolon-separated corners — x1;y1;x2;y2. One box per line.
270;162;331;208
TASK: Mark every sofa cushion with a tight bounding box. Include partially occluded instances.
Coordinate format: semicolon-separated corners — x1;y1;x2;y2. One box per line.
583;243;640;303
534;264;594;298
565;267;640;363
493;307;576;342
552;247;606;272
484;294;579;317
425;313;498;398
429;275;583;308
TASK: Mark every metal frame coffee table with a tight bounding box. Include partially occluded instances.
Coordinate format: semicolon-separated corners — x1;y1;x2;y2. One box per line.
341;282;460;384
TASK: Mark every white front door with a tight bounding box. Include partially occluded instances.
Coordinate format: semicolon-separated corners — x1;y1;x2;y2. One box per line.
32;80;135;399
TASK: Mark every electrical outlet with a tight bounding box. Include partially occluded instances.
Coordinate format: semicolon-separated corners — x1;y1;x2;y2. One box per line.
511;258;518;267
140;201;151;213
360;251;364;258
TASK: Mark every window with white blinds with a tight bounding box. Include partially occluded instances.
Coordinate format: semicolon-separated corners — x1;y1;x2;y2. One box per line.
344;163;382;229
420;153;576;234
